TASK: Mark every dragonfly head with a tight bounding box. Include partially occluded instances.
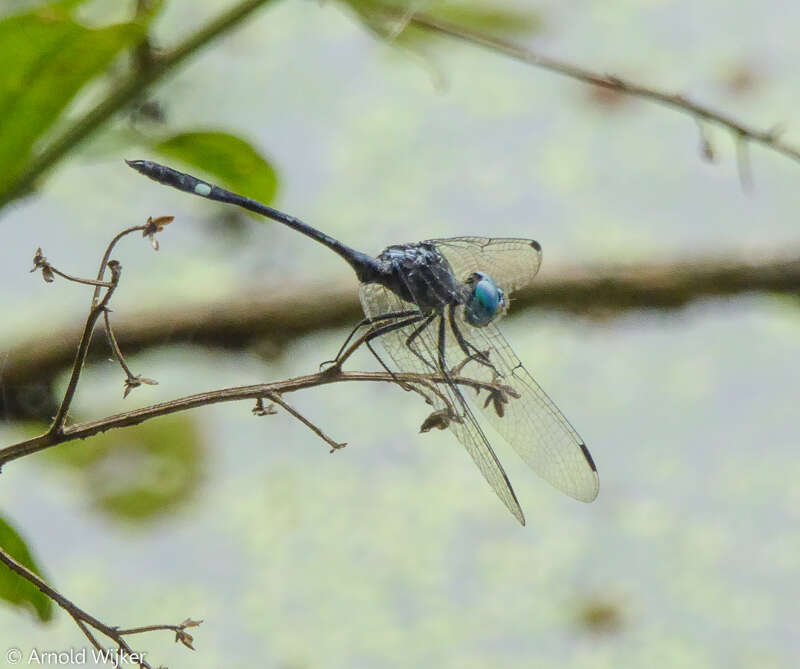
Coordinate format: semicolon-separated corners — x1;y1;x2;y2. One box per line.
464;272;506;327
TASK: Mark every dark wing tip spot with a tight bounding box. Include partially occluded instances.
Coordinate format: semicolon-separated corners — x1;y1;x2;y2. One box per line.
530;240;542;252
580;443;598;472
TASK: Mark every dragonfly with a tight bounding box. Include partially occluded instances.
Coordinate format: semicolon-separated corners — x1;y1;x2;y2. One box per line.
127;159;599;525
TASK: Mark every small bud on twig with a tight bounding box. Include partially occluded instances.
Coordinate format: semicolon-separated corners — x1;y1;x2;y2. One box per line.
142;215;174;251
174;618;202;650
252;397;278;416
123;375;159;398
30;248;55;283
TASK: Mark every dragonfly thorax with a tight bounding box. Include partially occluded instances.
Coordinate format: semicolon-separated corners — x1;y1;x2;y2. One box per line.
376;242;467;312
373;244;506;327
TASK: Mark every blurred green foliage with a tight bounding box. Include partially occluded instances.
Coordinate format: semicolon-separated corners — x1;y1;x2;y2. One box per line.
340;0;541;44
0;0;147;202
0;0;280;209
0;0;541;212
46;415;204;522
0;516;53;622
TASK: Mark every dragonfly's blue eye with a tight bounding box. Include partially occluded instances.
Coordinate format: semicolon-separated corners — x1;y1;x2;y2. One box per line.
465;273;505;326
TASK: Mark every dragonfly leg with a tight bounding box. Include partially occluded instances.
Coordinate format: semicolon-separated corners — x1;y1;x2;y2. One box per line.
447;304;500;376
404;312;438;372
322;310;419;370
437;313;447;371
360;314;429;385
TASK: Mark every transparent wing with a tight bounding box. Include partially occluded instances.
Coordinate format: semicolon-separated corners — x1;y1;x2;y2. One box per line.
359;282;526;525
429;237;543;294
441;305;599;502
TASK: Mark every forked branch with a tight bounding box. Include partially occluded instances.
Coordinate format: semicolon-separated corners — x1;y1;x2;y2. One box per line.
0;547;201;669
0;369;516;468
1;214;518;666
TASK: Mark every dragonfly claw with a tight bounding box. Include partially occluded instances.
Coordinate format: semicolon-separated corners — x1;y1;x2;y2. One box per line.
319;359;343;377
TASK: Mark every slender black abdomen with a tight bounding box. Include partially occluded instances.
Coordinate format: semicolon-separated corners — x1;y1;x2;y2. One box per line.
126;160;383;284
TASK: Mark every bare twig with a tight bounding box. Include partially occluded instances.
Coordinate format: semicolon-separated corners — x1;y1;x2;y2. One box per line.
30;248;114;288
0;547;197;668
48;260;122;434
103;309;159;398
263;391;348;452
0;369;512;468
103;309;136;381
4;0;799;208
47;220;165;429
393;10;800;168
91;224;151;305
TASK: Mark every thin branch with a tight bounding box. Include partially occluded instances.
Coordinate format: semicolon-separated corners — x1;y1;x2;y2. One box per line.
0;0;277;206
103;309;136;381
4;0;798;208
49;222;157;430
73;617;105;654
397;10;800;167
48;261;122;434
116;621;199;636
92;224;149;305
262;392;347;452
0;370;509;468
29;248;114;288
0;547;195;668
42;268;113;288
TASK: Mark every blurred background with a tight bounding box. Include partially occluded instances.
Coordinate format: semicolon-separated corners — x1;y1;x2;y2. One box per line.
1;0;799;667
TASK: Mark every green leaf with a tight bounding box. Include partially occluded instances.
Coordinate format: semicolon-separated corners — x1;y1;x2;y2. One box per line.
0;516;54;622
420;1;542;36
0;0;147;200
153;131;279;207
47;415;205;523
340;0;542;45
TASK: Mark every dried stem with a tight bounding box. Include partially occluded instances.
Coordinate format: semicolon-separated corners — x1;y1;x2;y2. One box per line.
91;225;148;304
0;547;197;668
262;391;348;452
48;261;122;433
43;267;113;288
0;369;509;469
47;223;154;431
3;0;799;208
103;309;136;381
397;10;800;167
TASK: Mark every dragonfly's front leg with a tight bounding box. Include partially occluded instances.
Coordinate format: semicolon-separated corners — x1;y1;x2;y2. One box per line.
447;303;501;377
324;310;420;371
360;313;429;386
404;312;438;372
